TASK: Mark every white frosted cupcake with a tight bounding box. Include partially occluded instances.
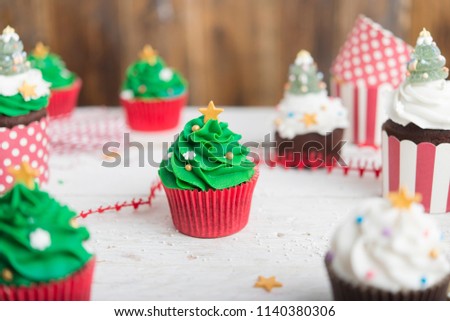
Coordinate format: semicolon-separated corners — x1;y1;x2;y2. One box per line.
325;188;450;300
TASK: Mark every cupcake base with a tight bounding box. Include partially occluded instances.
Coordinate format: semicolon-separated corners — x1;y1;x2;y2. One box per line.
47;78;82;118
0;259;95;301
325;258;450;300
121;94;187;131
163;170;259;238
275;129;345;168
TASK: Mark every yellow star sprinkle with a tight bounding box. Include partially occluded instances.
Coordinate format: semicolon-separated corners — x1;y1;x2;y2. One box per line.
8;162;40;189
254;276;283;292
3;25;15;35
18;81;37;101
297;49;311;59
1;268;13;282
139;45;158;65
301;113;318;128
33;42;49;59
198;101;224;123
388;187;422;210
429;248;439;259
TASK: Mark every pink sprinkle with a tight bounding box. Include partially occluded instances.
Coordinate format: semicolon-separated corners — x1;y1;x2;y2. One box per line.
365;271;375;280
423;229;430;238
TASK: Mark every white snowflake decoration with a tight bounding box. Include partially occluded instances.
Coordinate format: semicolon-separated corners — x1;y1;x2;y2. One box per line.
159;68;173;82
182;150;196;160
120;89;134;100
29;228;51;251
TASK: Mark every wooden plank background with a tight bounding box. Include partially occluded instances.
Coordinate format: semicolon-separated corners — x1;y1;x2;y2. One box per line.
0;0;446;106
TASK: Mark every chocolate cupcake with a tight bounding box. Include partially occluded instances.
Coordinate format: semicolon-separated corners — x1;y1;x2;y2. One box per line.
325;188;450;300
0;26;50;193
275;50;348;168
382;29;450;213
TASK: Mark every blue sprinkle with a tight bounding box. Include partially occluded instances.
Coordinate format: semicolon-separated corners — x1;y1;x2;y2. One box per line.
287;112;295;118
440;233;445;241
355;216;364;225
420;276;427;286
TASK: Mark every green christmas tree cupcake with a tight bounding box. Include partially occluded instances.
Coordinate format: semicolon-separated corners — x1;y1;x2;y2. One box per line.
28;42;82;118
0;162;95;300
159;101;258;238
120;45;188;131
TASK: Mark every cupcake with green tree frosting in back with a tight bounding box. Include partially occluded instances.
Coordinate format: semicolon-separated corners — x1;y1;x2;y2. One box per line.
0;162;95;301
28;42;82;118
159;101;258;238
120;45;188;131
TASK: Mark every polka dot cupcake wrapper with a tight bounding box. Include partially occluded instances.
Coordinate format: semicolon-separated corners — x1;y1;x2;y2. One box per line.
0;117;49;192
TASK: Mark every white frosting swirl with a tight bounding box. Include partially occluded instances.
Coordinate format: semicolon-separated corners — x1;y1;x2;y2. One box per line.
330;198;450;292
388;79;450;130
0;69;50;99
275;91;348;139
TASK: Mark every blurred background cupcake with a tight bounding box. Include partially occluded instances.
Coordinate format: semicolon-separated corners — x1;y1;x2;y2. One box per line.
0;163;95;300
275;50;348;168
120;45;188;131
28;42;81;118
382;29;450;214
325;188;450;300
0;26;50;193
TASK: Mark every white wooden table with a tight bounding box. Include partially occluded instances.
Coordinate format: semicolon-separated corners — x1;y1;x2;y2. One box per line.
46;107;450;300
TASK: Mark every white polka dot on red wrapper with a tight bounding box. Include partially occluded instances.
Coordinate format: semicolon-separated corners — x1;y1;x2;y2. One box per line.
22;155;30;162
3;159;11;167
361;43;369;52
31;160;38;168
343;60;351;68
399;55;407;63
344;70;353;80
388;58;396;67
368;75;377;85
352;57;361;65
379;72;388;81
43;154;48;162
362;54;371;63
385;47;394;57
365;65;374;74
29;144;37;152
36;133;42;142
0;185;5;192
373;50;382;60
381;37;391;46
27;127;35;136
371;39;380;49
376;61;385;71
37;149;43;158
390;69;399;77
354;67;363;77
352;47;360;55
9;131;17;139
19;138;27;146
360;32;368;41
12;148;19;157
2;141;9;150
5;176;13;184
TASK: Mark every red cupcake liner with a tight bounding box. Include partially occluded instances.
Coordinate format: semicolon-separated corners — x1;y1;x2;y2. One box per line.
120;94;187;131
163;169;259;238
275;152;340;169
48;78;82;118
0;117;49;193
0;259;95;301
382;132;450;214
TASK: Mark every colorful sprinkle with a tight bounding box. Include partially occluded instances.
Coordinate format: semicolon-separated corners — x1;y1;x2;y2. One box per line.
423;229;430;238
355;216;364;224
382;228;391;237
429;248;439;259
365;270;375;280
420;276;427;286
287;112;295;118
325;251;334;263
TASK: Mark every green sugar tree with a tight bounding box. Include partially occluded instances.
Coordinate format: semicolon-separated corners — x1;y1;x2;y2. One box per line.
407;28;449;83
286;50;326;95
0;26;30;76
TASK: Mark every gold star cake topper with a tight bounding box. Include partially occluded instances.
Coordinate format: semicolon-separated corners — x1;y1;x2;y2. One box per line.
254;276;283;292
419;28;431;38
139;45;158;65
18;81;37;101
388;187;422;210
8;162;40;189
198;101;224;123
3;25;15;35
33;42;49;59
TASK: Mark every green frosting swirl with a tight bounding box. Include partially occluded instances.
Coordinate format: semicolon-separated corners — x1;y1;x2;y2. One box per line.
122;57;187;99
28;53;76;89
159;116;255;191
0;183;92;286
0;93;48;117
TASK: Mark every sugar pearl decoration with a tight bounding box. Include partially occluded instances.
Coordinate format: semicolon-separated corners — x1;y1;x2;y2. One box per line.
185;164;192;171
1;268;13;282
138;85;147;93
422;73;429;79
225;152;234;160
429;248;439;259
192;125;200;132
301;85;308;92
70;219;79;228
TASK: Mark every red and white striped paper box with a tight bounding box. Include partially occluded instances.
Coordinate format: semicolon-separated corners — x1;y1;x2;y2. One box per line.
0;118;49;193
331;15;411;148
382;131;450;214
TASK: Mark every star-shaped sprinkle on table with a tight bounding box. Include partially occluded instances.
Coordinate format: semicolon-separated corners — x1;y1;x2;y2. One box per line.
254;276;283;292
198;101;224;123
139;45;158;65
388;187;422;210
301;113;318;128
18;81;37;101
8;162;40;189
33;42;49;59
